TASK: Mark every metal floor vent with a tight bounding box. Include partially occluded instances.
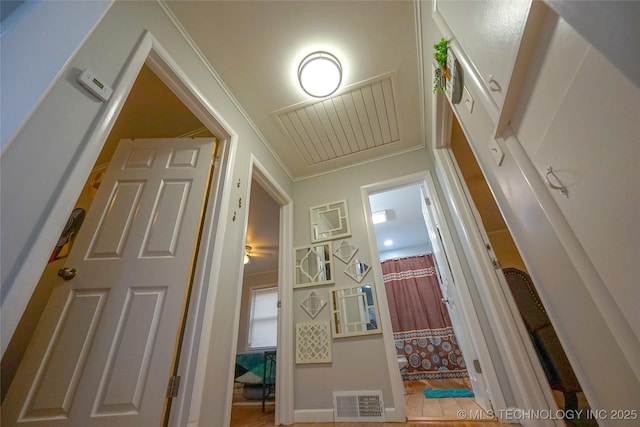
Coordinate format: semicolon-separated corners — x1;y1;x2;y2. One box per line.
333;390;385;422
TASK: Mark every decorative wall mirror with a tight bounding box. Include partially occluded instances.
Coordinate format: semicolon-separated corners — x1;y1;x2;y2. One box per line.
296;322;332;364
330;284;381;338
333;240;358;264
344;258;370;283
310;199;351;242
300;291;327;319
294;242;334;288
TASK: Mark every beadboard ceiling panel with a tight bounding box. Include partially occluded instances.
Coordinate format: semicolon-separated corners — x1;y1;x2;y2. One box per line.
274;75;400;165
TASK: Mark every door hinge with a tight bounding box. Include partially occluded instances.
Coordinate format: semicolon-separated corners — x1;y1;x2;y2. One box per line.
277;300;282;308
473;359;483;374
491;258;501;270
424;197;431;206
167;375;181;398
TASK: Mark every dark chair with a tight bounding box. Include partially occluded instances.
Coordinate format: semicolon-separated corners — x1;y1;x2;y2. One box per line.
262;350;276;412
503;268;581;410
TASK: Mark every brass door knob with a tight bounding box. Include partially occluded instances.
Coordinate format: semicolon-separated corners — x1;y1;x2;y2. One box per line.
57;267;77;281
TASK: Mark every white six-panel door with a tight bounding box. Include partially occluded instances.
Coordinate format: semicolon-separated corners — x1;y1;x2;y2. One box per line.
2;138;215;427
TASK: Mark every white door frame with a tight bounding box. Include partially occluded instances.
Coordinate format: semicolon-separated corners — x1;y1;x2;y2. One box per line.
1;30;239;427
360;171;507;421
431;93;561;425
418;182;492;412
221;154;294;425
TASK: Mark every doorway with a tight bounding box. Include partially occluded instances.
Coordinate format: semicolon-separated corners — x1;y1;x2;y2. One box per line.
364;177;494;421
230;176;280;422
447;114;592;420
1;55;225;427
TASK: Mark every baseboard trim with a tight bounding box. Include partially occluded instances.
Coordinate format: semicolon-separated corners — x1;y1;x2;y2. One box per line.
385;407;404;422
292;407;402;423
293;409;334;423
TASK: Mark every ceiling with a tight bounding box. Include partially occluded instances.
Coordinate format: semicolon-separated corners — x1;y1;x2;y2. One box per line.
164;0;425;180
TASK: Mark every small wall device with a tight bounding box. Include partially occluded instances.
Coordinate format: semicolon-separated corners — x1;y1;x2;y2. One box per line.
77;68;113;102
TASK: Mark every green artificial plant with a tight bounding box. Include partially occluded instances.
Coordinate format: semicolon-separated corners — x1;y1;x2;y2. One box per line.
433;38;449;68
432;38;450;94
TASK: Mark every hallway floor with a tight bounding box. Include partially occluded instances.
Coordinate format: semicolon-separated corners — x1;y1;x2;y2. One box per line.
403;378;492;421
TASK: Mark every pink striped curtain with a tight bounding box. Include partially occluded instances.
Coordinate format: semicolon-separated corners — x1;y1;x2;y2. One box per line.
382;254;468;380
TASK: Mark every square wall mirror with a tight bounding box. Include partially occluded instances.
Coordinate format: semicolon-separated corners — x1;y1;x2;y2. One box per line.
310;200;351;242
294;242;334;288
344;258;370;283
333;240;358;264
330;284;381;338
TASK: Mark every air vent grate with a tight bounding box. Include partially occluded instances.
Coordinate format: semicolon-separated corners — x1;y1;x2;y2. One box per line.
333;390;385;422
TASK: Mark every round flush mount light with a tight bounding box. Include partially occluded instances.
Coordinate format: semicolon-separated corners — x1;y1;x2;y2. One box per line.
298;51;342;98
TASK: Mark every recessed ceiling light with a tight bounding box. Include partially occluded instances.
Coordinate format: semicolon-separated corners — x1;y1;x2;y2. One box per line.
384;239;393;246
372;210;387;224
298;51;342;98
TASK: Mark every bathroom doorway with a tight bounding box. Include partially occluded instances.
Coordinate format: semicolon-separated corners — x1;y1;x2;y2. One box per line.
368;182;490;421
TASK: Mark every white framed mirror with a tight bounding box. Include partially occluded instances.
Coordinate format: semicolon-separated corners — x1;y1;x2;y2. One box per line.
330;284;381;338
333;240;358;264
310;199;351;242
300;291;327;319
344;258;370;282
294;242;334;288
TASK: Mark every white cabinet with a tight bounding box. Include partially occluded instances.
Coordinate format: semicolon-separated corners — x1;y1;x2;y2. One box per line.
531;47;640;342
433;0;544;132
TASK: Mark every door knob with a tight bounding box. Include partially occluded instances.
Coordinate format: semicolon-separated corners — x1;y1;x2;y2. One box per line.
58;267;77;281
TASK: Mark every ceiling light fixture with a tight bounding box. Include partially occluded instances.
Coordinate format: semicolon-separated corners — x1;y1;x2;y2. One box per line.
384;239;393;247
372;210;387;224
298;51;342;98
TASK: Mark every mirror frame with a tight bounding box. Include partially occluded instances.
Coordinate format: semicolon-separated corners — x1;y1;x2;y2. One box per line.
294;242;334;288
310;199;351;243
333;240;358;264
329;284;381;338
344;257;371;283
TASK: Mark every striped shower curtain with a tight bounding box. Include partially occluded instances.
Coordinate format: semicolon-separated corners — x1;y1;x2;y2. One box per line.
382;254;468;380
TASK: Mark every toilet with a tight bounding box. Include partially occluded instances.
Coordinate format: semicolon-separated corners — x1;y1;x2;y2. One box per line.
397;354;408;371
397;355;408;394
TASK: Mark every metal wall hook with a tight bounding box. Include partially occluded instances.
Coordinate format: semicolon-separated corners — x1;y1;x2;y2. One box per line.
487;75;502;93
545;166;569;198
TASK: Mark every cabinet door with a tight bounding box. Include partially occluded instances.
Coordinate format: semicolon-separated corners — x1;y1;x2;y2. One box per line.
435;0;531;108
533;48;640;341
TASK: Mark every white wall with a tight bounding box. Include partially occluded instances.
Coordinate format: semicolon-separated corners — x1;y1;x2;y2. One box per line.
0;0;114;150
0;2;292;425
291;149;431;412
